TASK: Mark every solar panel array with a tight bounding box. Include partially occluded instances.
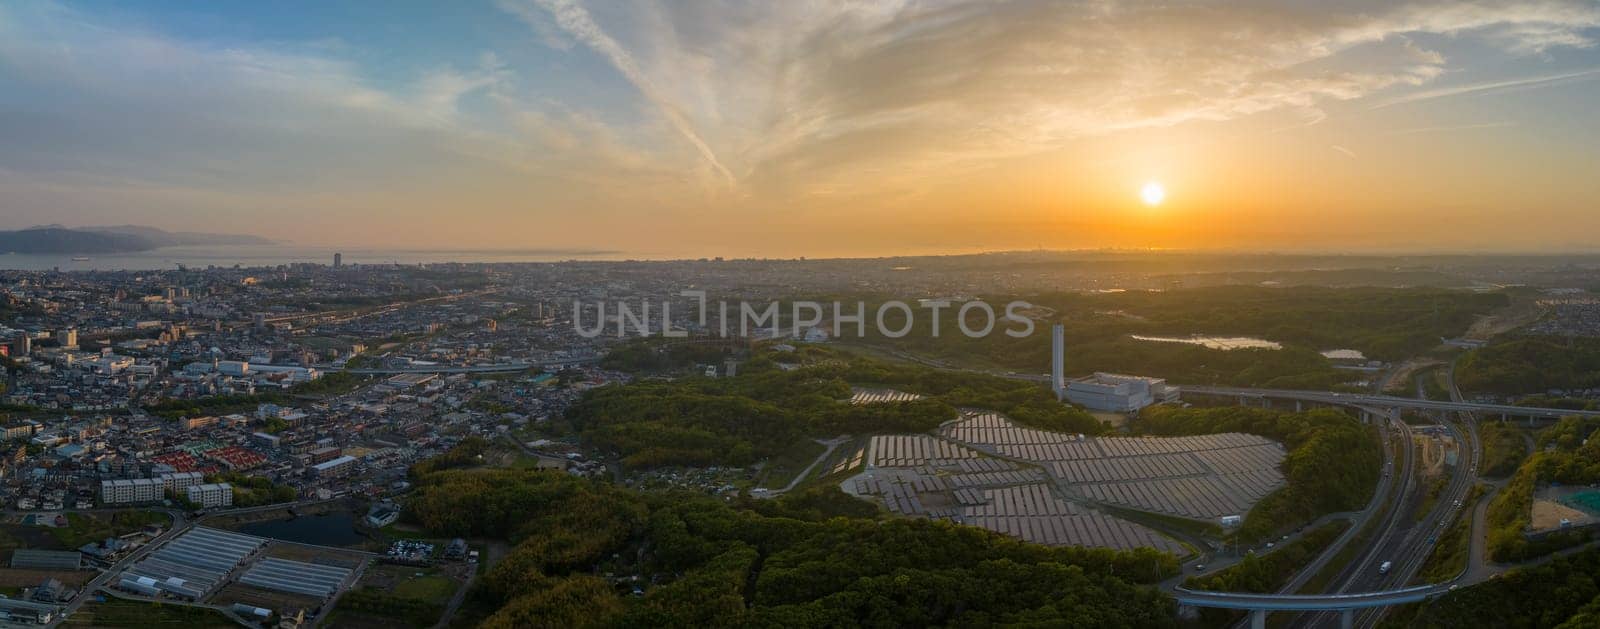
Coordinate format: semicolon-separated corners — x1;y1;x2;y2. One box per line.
845;439;1183;551
962;512;1185;553
123;527;266;600
938;413;1288;520
865;435;982;467
238;557;353;599
945;483;1183;553
849;389;925;405
945;469;1047;488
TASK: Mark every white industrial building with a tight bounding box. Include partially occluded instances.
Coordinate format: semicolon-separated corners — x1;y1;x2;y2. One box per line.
1048;324;1178;412
1064;373;1179;412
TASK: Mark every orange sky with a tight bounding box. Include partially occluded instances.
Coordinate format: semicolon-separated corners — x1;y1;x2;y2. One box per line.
2;1;1599;257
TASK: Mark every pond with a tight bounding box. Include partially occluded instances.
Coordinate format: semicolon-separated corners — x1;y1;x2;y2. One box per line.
238;512;366;547
1129;335;1282;351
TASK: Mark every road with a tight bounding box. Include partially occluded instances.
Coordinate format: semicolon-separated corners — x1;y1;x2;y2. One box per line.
1283;410;1426;629
1276;407;1407;597
1182;385;1600;420
761;436;851;496
1327;362;1482;628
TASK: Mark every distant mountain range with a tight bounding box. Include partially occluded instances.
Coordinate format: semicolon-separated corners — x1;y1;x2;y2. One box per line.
0;225;273;254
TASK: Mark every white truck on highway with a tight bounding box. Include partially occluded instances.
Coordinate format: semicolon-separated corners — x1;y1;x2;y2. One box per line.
1378;561;1393;575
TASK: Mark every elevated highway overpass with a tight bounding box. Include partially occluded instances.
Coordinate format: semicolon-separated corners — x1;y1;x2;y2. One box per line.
1182;385;1599;420
1176;584;1450;629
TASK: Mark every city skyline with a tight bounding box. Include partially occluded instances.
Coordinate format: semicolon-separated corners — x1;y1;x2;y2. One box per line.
3;1;1600;258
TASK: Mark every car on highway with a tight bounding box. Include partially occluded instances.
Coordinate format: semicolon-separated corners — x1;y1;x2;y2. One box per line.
1193;564;1206;571
1379;561;1393;574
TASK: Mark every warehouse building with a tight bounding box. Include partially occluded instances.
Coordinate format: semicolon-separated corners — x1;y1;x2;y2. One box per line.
1064;373;1179;412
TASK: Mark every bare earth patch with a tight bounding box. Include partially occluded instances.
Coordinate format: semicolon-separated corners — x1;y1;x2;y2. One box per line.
1531;500;1592;532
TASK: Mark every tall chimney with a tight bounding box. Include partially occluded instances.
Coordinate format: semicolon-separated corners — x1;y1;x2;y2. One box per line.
1052;324;1065;400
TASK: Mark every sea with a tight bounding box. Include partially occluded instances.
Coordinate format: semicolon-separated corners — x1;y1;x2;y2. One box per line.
0;245;631;271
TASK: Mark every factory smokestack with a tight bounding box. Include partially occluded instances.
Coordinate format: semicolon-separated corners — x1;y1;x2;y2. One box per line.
1052;324;1065;400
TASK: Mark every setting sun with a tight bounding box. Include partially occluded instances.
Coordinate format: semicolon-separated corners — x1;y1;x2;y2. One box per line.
1140;181;1165;207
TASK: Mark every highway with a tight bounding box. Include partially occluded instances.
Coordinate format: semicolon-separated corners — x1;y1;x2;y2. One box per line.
1344;412;1476;628
1178;375;1488;628
1278;407;1410;600
1183;385;1599;419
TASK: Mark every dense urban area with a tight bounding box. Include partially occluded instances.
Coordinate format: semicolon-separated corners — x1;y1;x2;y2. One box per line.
2;251;1600;628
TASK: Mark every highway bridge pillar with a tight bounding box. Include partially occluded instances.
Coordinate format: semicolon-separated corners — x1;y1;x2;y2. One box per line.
1295;400;1302;412
1250;609;1266;629
1340;608;1353;629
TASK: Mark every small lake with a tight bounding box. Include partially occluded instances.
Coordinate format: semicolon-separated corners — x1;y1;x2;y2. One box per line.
1130;335;1282;350
239;512;366;547
1320;349;1367;360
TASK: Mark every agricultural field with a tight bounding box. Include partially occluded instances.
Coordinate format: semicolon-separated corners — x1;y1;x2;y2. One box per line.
64;598;235;628
326;564;459;629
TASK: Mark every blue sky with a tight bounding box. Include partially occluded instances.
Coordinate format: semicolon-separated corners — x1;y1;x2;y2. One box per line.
3;1;1600;256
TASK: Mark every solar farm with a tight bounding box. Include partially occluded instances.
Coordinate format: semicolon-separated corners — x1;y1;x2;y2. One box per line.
849;388;926;404
943;413;1287;519
114;526;363;612
837;411;1288;554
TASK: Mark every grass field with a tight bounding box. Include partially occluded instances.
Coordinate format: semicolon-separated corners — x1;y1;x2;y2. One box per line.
65;598;234;628
394;575;456;601
49;511;169;549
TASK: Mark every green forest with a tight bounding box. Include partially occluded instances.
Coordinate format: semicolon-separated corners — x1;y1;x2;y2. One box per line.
853;286;1503;388
1457;336;1600;396
566;348;1099;469
1479;422;1530;479
403;465;1180;628
1485;417;1600;562
1391;546;1600;628
1136;405;1382;543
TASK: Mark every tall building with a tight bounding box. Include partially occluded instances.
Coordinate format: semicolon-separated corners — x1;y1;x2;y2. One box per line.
1051;324;1065;400
57;328;77;349
333;252;342;268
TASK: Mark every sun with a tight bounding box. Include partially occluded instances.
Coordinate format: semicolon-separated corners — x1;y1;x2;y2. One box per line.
1140;181;1166;206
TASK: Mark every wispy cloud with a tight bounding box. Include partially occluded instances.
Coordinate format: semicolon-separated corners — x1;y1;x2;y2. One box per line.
1373;67;1600;108
501;0;735;186
1388;121;1520;135
1330;145;1358;159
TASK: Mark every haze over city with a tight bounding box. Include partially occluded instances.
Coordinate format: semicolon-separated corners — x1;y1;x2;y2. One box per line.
3;1;1600;257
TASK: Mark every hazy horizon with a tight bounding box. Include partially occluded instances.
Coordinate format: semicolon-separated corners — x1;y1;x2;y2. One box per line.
3;1;1600;257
